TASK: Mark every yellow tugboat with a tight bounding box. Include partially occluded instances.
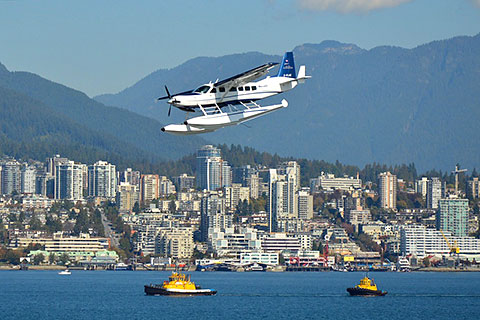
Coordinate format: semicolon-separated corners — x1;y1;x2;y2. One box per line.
347;276;387;296
144;272;217;296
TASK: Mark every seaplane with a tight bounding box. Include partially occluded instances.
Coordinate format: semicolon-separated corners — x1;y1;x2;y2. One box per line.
158;52;310;135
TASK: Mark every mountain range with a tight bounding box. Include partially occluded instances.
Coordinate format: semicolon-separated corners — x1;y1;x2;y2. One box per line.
96;33;480;172
0;62;207;168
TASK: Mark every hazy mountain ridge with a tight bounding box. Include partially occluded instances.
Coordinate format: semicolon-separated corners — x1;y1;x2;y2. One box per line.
95;34;480;171
0;64;208;163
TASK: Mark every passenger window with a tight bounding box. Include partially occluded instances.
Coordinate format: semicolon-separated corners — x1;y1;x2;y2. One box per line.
229;87;237;92
211;88;217;93
238;87;244;91
252;86;257;91
219;87;225;92
245;86;251;91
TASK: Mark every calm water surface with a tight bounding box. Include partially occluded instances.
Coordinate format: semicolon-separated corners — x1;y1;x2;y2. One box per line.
1;270;479;320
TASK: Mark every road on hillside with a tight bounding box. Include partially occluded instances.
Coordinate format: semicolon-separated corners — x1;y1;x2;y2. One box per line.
100;210;120;248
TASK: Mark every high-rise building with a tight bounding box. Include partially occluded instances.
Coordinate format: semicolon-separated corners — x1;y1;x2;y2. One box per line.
196;145;231;191
1;161;21;195
200;193;231;242
378;172;397;210
224;183;250;211
46;155;68;177
427;177;443;209
140;174;159;205
246;173;260;199
232;165;256;186
155;227;194;259
297;190;313;220
437;198;469;237
415;177;429;199
120;168;141;187
20;165;36;194
116;182;139;212
55;161;85;201
173;173;195;191
87;161;116;199
159;176;176;196
268;168;299;232
467;177;480;199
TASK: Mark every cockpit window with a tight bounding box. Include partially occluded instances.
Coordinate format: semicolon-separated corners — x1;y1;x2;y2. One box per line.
194;85;211;93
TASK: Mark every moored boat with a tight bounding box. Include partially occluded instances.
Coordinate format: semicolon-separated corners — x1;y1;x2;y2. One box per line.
144;272;216;296
347;276;387;296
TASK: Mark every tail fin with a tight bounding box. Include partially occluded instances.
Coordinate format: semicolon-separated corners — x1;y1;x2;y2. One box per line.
277;52;296;78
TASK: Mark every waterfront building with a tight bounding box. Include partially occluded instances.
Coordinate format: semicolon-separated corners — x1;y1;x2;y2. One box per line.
9;232;110;261
427;177;443;209
54;161;85;201
140;174;159;205
155;227;194;259
87;161;116;199
240;251;279;265
116;182;139;212
378;172;397;210
437;198;469;237
310;172;361;192
401;225;480;259
261;233;301;253
210;227;262;257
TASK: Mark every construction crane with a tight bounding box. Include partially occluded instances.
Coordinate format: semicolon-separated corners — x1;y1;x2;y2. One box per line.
452;164;467;195
439;230;460;266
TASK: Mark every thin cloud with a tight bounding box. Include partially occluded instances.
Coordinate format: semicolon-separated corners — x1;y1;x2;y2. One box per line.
297;0;413;13
470;0;480;7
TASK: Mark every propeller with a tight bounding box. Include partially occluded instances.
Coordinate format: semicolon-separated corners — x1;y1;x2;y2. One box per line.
157;86;173;116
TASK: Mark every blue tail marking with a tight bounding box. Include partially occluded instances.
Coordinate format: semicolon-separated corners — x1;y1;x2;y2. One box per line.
277;52;296;78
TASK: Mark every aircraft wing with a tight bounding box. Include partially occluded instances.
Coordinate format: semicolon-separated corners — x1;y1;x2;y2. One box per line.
214;62;278;88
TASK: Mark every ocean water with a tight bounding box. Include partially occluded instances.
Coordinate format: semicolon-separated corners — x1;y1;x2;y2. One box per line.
0;270;479;320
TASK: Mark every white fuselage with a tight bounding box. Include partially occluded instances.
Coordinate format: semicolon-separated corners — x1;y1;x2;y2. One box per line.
168;76;299;108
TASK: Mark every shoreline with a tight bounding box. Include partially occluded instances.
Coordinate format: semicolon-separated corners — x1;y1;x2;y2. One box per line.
2;265;480;272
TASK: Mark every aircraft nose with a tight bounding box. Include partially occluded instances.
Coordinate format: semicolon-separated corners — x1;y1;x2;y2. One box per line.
161;127;165;132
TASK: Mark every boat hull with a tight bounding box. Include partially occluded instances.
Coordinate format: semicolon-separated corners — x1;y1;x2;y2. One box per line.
144;285;217;296
347;287;387;296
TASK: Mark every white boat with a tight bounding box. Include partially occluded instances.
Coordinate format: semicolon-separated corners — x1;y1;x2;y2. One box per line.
396;257;411;272
58;269;71;275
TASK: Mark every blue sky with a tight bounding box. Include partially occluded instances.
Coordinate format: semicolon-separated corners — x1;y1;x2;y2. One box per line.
1;0;479;97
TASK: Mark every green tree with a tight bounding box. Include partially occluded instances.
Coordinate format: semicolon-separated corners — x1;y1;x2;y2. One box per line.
59;253;70;265
33;253;45;265
132;201;140;214
48;253;56;264
168;200;176;214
